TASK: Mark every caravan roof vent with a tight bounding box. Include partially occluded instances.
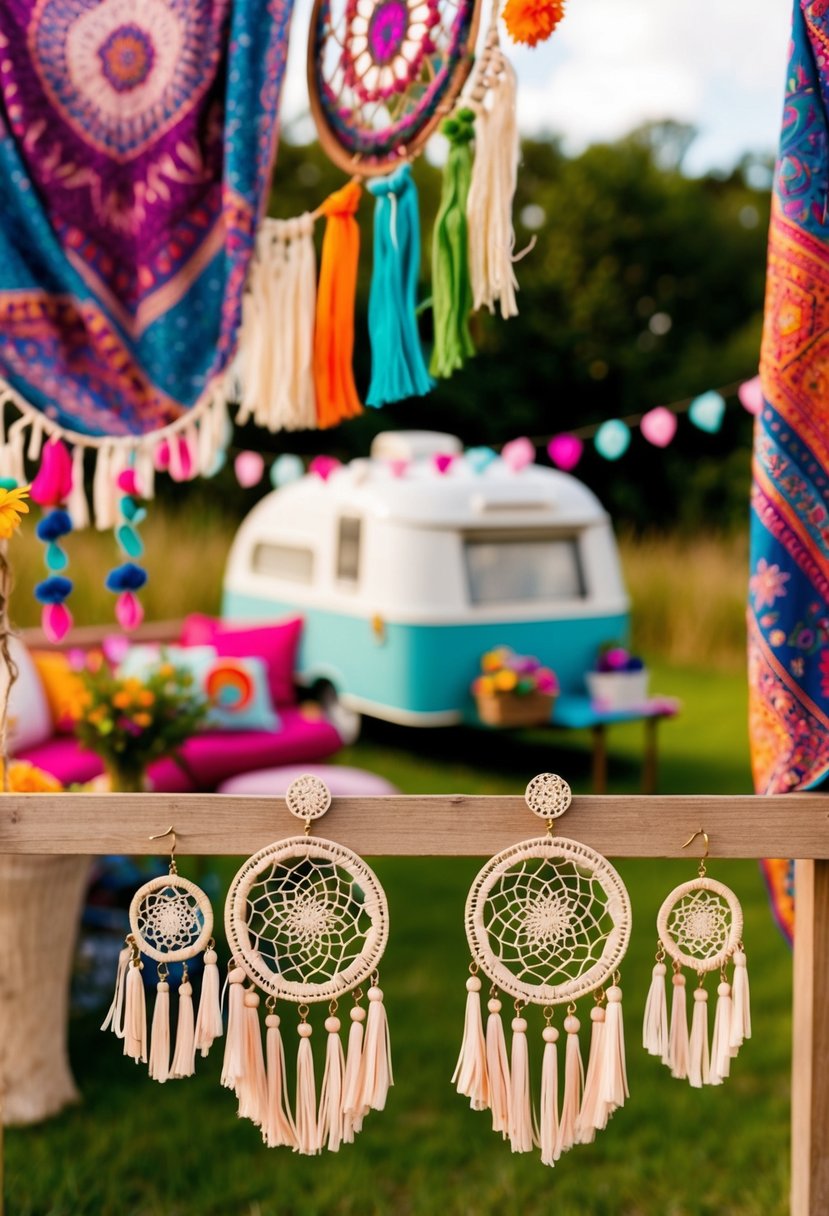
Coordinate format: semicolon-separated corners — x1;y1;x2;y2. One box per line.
370;431;463;461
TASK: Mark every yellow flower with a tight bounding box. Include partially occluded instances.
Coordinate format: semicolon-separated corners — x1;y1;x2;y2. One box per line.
1;760;62;793
0;485;30;539
494;669;518;692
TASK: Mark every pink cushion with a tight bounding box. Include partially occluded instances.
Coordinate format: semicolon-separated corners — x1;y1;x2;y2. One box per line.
180;614;303;706
218;765;399;797
19;706;342;792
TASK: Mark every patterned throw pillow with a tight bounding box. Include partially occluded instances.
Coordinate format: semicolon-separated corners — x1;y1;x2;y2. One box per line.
119;645;280;733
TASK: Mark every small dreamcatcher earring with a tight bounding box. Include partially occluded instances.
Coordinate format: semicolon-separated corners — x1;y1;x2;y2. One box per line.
642;828;751;1088
224;774;392;1153
455;773;633;1166
101;827;224;1082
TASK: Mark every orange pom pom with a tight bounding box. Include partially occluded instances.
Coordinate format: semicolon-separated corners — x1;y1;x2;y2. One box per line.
502;0;565;47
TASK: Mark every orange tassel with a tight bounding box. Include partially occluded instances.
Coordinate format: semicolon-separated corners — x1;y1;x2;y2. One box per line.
314;181;363;428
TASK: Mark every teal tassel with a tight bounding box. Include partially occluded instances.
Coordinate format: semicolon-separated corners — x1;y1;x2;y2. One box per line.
430;109;476;379
366;164;434;407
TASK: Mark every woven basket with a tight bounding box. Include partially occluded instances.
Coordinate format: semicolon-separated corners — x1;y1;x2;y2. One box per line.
475;690;556;727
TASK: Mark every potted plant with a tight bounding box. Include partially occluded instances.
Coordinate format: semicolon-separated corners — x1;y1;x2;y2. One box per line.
75;654;209;792
586;644;650;711
472;647;559;727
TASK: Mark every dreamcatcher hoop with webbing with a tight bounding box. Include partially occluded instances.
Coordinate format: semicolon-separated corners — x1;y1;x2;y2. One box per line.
454;773;632;1167
308;0;482;173
100;830;224;1085
223;774;393;1153
642;833;751;1090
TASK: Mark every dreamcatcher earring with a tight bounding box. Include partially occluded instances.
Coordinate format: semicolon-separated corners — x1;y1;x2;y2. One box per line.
224;774;392;1153
101;827;224;1082
455;773;632;1166
642;828;751;1088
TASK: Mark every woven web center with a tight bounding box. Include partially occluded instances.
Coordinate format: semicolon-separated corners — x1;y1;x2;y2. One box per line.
667;889;730;959
244;857;372;986
136;885;203;954
521;892;573;945
483;858;614;991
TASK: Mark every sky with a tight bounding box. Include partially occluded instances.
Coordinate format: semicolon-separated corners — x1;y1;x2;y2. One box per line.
280;0;793;173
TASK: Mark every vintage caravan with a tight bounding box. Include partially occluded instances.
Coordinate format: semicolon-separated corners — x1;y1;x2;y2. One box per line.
222;432;630;725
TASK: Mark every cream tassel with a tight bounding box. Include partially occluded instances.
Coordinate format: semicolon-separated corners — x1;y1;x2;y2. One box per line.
356;983;393;1113
669;969;689;1079
485;994;511;1137
507;1013;534;1153
148;977;171;1083
123;959;147;1064
101;942;131;1037
92;445;114;530
538;1024;559;1166
26;415;44;461
194;948;224;1057
452;973;488;1110
601;983;628;1112
577;1005;608;1143
66;444;90;531
237;989;267;1124
170;973;196;1079
342;1003;367;1141
295;1018;319;1155
264;1009;296;1148
318;1014;346;1152
709;980;733;1084
687;986;710;1088
729;947;751;1052
642;960;669;1063
555;1013;583;1158
221;965;247;1092
466;47;520;319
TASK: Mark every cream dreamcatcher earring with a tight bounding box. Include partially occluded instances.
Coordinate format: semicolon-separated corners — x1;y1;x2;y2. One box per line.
642;828;751;1087
101;827;224;1081
455;773;632;1166
224;774;392;1153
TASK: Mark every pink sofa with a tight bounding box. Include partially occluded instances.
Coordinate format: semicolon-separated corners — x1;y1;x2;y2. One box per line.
16;615;346;791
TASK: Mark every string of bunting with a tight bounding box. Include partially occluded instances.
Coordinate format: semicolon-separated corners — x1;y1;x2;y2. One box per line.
229;373;764;489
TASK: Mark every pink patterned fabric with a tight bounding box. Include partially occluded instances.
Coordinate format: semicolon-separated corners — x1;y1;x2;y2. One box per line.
179;613;303;705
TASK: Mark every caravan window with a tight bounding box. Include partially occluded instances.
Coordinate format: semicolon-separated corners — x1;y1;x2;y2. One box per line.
251;541;314;584
464;531;585;605
336;516;362;585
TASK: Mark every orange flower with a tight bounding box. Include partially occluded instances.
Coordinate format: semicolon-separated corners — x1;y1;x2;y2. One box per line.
1;760;63;793
136;690;155;708
112;691;132;710
502;0;565;47
133;712;152;728
0;485;30;539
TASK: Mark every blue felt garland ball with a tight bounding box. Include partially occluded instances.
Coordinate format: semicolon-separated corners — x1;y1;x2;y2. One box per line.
105;562;148;593
35;576;73;604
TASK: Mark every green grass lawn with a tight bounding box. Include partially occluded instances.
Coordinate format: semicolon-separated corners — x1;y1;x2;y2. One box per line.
6;664;792;1216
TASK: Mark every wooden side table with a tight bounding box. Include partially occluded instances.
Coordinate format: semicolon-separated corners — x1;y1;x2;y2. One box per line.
551;694;681;794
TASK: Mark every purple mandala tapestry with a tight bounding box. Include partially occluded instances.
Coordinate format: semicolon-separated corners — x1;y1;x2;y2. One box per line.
0;0;294;440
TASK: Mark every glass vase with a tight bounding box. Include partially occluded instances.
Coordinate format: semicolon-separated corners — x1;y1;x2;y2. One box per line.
104;759;148;793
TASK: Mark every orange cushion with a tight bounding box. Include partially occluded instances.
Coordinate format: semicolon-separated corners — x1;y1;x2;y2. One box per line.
30;651;88;733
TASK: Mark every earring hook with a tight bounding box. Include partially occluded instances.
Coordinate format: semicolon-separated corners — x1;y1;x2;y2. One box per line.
149;825;177;872
682;827;709;875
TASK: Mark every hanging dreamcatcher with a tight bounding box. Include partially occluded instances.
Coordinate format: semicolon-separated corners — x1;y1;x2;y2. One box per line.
101;828;224;1083
455;772;632;1166
642;830;751;1088
224;774;393;1153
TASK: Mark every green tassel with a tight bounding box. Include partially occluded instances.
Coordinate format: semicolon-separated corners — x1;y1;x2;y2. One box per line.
430;108;476;379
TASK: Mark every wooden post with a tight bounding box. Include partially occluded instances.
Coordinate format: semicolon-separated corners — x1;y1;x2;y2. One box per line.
792;859;829;1215
591;725;608;793
642;717;659;794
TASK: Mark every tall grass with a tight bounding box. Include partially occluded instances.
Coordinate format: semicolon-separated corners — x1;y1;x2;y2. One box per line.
619;530;748;672
9;507;749;670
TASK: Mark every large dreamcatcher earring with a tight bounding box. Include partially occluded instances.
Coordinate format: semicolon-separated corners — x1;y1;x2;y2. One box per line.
101;827;224;1082
642;829;751;1088
224;775;392;1153
455;773;632;1166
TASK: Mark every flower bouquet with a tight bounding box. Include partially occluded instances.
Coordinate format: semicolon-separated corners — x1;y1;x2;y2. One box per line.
472;647;559;727
75;656;209;792
586;644;650;711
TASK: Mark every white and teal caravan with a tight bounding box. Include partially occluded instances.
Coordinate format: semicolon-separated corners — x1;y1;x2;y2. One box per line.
222;431;630;726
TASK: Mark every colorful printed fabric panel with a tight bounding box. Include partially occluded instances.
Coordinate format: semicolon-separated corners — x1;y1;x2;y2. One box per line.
0;0;294;439
751;0;829;942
